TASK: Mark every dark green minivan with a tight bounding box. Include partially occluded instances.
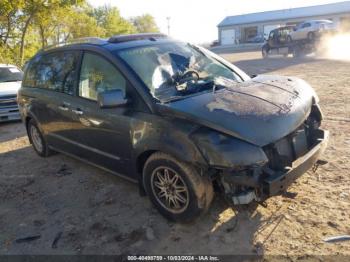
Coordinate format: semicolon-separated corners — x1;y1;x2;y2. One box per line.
18;34;328;222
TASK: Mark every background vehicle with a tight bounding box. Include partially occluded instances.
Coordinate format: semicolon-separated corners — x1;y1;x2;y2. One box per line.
288;20;336;42
262;26;294;57
0;64;23;122
246;35;265;43
262;26;318;58
210;40;219;47
18;34;328;222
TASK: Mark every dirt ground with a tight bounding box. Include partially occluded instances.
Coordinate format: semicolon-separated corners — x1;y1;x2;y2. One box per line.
1;51;349;257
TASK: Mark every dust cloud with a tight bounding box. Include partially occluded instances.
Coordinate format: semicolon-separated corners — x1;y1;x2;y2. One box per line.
318;30;350;61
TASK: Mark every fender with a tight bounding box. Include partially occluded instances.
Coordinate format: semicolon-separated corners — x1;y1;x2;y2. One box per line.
18;99;43;139
130;115;208;169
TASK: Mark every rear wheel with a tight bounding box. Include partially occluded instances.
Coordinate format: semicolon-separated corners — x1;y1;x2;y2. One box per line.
143;152;214;223
27;119;53;157
292;46;302;58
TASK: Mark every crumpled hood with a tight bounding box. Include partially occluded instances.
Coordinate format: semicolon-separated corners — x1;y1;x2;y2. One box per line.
0;81;21;96
161;75;317;147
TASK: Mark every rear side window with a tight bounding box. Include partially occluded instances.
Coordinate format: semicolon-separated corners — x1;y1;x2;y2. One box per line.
23;51;79;95
78;53;126;101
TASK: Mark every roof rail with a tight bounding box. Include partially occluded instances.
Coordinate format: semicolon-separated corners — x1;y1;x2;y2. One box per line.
39;37;106;53
108;33;168;43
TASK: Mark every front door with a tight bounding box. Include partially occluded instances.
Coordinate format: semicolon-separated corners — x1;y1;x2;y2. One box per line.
61;52;134;177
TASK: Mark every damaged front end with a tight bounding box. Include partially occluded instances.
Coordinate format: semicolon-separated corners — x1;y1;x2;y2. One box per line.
191;104;328;205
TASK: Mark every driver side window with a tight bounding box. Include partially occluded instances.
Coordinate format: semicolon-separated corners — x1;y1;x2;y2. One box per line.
79;53;126;101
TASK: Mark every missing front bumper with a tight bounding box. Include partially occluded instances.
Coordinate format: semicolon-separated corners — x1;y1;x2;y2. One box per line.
263;129;329;196
223;129;328;205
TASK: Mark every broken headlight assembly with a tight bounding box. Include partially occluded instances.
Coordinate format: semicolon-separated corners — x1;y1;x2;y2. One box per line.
191;128;269;204
191;127;268;169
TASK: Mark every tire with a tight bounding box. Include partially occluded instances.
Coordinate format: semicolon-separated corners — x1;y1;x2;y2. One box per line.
27;119;53;157
292;46;302;58
262;46;269;58
143;152;214;223
307;32;315;41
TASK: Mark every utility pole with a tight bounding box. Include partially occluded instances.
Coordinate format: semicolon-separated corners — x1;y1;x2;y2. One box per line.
166;17;171;35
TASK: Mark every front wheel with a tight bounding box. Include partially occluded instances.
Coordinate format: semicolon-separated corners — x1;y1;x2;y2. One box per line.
143;152;214;223
262;45;269;58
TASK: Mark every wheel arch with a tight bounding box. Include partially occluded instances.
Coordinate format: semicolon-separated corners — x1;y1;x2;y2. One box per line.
134;140;209;187
136;149;158;176
24;112;41;134
25;116;33;143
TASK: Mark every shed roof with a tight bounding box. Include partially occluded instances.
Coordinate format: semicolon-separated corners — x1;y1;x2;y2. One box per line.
218;1;350;27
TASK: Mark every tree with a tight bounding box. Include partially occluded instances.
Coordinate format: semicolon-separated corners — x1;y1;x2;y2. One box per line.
131;14;159;33
0;0;24;46
0;2;160;66
91;5;136;37
36;4;104;47
18;0;84;64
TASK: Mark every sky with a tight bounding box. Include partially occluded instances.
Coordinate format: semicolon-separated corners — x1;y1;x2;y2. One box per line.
89;0;347;43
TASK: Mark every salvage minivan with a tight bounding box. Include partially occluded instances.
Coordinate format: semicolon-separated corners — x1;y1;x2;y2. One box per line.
18;34;328;222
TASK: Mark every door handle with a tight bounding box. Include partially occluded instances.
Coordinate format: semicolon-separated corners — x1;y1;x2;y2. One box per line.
72;109;83;115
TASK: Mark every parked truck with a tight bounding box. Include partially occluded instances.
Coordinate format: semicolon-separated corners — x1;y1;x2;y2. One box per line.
262;21;337;58
262;26;318;58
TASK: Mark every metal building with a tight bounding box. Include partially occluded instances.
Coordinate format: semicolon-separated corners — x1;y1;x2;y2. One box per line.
218;1;350;45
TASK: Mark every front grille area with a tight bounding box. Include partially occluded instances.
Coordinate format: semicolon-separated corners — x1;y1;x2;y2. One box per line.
264;124;311;171
0;95;17;108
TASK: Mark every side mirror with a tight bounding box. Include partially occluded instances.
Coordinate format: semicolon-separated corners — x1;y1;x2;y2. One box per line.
97;89;129;108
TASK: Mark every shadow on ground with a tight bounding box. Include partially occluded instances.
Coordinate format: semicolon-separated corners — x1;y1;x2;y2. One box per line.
0;121;25;143
0;143;281;255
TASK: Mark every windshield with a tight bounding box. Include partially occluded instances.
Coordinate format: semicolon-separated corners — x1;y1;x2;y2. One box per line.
0;67;23;83
117;42;249;102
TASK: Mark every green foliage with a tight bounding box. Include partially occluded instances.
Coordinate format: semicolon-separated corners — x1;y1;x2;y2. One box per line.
0;1;159;67
91;5;136;37
131;14;160;33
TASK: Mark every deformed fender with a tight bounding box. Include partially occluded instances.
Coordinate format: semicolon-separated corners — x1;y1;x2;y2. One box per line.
190;128;268;169
130;115;208;170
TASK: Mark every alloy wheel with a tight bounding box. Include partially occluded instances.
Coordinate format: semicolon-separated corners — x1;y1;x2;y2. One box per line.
150;166;189;214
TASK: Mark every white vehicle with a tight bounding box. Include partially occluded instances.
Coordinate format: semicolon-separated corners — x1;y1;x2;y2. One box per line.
288;20;336;42
0;64;23;122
